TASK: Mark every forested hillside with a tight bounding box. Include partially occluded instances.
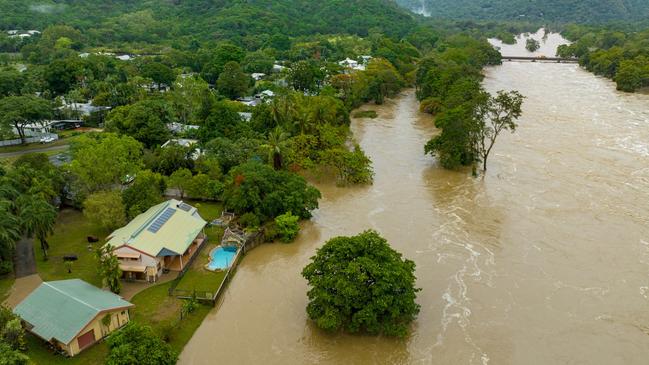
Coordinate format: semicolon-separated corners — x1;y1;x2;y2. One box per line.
0;0;417;43
396;0;649;23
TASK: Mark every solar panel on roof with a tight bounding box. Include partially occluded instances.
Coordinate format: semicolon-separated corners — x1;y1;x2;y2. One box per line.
147;207;176;233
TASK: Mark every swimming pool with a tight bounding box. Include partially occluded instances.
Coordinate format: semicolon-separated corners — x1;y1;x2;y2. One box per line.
206;246;238;271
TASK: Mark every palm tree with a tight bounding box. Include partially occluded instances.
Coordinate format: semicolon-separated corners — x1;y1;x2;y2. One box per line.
0;181;19;206
293;103;313;135
18;194;57;261
262;126;290;170
0;201;21;255
270;93;297;129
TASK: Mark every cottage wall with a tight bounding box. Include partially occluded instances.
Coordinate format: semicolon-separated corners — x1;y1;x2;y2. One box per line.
66;309;131;356
114;246;158;267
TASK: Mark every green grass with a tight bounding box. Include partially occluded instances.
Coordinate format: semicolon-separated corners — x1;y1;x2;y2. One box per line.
0;149;63;165
188;200;225;239
34;209;105;287
0;275;15;303
129;281;212;353
187;200;223;221
0;137;72;154
26;335;107;365
175;241;226;294
352;110;378;118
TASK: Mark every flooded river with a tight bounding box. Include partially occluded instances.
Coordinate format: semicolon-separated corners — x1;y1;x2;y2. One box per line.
180;33;649;364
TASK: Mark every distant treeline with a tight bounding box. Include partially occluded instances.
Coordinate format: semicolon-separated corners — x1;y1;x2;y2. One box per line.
558;24;649;92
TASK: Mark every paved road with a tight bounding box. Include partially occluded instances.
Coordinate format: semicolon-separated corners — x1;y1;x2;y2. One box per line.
0;144;69;159
13;238;37;278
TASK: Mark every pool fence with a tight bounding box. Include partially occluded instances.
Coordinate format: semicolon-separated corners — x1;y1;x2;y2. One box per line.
168;227;267;306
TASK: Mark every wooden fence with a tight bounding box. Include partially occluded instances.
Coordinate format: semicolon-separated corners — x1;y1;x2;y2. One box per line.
168;227;267;306
241;230;265;254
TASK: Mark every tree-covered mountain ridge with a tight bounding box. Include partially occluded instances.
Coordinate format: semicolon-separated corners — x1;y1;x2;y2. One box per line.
395;0;649;23
0;0;418;41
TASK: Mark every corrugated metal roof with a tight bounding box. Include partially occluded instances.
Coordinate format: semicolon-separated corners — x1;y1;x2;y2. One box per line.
106;199;206;257
13;279;133;344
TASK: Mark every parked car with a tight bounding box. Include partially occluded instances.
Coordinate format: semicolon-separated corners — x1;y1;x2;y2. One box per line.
39;136;55;143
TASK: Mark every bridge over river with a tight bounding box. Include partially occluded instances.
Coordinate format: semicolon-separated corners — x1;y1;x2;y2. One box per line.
502;55;579;63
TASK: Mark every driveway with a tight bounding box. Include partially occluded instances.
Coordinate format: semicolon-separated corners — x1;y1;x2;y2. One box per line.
3;274;42;308
13;238;36;278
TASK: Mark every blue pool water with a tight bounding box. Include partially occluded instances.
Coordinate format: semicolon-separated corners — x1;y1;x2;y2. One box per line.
207;246;237;270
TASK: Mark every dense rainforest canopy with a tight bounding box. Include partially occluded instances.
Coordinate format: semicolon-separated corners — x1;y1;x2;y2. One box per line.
396;0;649;24
0;0;417;42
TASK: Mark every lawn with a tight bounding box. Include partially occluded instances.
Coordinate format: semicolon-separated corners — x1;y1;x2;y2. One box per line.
187;200;225;241
34;209;106;287
175;241;226;294
129;281;212;353
0;137;72;154
187;200;223;221
26;335;107;365
0;149;63;165
0;275;15;303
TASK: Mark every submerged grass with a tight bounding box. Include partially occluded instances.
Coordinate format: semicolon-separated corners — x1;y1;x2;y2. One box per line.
352;110;378;118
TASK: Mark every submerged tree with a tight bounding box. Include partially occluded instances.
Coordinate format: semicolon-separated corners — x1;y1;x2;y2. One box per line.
302;230;420;337
425;90;524;174
525;38;540;52
472;90;524;172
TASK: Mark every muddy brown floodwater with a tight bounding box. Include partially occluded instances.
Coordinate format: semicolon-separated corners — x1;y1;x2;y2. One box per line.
181;32;649;364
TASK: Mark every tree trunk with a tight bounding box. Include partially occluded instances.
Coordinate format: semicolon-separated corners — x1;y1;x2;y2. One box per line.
15;123;26;145
40;238;49;261
273;152;283;170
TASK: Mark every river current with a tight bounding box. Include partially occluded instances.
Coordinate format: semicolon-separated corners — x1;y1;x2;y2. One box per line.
180;32;649;364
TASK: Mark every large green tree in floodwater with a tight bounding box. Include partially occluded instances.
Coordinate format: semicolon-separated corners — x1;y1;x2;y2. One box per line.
473;90;524;172
302;230;420;338
425;90;524;173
